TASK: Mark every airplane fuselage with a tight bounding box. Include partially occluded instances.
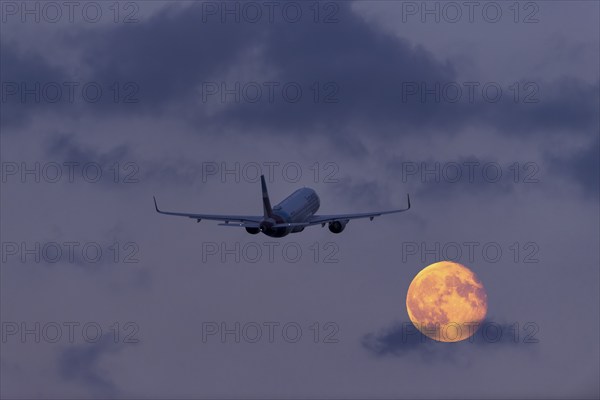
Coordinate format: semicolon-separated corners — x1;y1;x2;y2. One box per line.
255;188;320;237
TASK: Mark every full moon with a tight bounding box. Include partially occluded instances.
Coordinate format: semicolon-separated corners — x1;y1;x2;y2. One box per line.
406;261;487;342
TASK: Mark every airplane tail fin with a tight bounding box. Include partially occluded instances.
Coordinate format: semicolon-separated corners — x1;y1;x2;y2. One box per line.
261;175;274;218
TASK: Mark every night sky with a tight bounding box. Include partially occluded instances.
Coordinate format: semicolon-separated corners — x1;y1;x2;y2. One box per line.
1;1;599;398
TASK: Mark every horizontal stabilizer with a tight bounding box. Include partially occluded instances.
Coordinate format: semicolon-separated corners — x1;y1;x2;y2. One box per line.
271;222;311;228
217;222;260;228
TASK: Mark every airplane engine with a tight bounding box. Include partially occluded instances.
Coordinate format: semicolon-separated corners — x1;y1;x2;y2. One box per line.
328;220;348;234
245;227;260;234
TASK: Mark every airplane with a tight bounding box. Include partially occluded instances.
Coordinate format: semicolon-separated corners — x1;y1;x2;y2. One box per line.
154;175;410;238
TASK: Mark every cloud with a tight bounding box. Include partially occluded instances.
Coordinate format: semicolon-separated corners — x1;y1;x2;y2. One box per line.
0;41;71;129
546;135;599;199
4;2;597;142
45;133;131;164
362;319;538;363
50;2;595;140
57;335;126;398
63;3;457;132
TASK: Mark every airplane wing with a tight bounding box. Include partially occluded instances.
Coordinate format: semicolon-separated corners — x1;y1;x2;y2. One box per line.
306;194;411;226
154;192;410;229
154;197;262;226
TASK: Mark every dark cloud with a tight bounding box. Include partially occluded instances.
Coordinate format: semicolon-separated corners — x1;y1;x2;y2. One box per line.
66;3;457;132
3;3;597;139
45;134;131;164
546;135;599;199
0;40;146;130
47;2;595;139
0;41;70;129
491;77;599;135
362;319;539;363
325;156;537;210
57;335;126;398
387;155;536;198
328;176;386;208
64;4;266;114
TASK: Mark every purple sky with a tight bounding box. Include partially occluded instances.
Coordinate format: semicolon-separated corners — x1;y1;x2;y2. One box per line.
1;1;599;398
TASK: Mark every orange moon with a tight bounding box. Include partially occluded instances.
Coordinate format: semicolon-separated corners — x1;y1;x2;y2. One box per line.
406;261;487;342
